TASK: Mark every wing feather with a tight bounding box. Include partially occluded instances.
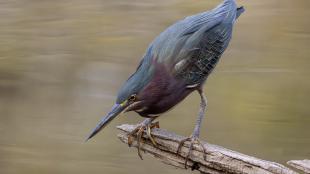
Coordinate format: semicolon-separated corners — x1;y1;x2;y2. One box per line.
135;0;238;85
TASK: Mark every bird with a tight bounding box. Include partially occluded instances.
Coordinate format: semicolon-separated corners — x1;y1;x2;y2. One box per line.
87;0;244;167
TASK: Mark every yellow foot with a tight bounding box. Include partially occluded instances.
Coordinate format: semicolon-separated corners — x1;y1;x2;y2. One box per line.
176;136;207;169
127;121;160;160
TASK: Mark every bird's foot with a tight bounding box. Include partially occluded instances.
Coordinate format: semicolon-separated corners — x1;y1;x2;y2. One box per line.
127;121;160;160
176;135;207;169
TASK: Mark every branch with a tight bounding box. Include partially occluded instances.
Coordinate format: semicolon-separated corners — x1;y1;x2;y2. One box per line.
117;124;299;174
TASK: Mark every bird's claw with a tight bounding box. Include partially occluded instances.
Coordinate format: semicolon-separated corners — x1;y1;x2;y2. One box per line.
127;121;160;160
176;135;207;169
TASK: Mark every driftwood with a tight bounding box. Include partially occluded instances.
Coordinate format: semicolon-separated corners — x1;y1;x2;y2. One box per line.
288;160;310;173
117;124;309;174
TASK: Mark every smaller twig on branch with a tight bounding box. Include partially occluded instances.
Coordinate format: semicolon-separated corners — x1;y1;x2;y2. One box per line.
288;160;310;173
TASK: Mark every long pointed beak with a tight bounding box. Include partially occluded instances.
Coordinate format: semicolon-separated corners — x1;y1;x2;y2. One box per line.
86;103;126;141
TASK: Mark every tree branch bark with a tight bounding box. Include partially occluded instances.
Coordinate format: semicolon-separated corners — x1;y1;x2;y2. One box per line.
117;124;304;174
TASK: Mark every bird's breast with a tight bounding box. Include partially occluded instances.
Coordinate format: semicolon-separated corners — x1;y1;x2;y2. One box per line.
133;62;194;117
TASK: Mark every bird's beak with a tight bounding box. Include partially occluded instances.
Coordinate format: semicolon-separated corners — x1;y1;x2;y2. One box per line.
85;102;128;141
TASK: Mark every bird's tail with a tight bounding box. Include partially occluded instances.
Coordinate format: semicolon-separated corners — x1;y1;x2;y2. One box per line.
236;6;245;19
218;0;244;21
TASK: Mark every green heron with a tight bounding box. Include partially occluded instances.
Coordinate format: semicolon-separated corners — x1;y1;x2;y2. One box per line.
87;0;244;167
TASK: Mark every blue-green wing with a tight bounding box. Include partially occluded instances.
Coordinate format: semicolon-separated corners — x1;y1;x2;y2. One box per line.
169;0;238;85
134;0;238;86
174;23;234;85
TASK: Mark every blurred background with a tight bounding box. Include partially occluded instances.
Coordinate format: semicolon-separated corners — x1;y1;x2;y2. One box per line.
0;0;309;173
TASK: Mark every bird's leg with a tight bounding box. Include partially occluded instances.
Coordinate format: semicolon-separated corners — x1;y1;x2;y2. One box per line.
177;88;208;169
127;117;159;160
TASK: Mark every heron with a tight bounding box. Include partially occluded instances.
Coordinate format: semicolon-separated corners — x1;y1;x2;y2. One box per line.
86;0;244;167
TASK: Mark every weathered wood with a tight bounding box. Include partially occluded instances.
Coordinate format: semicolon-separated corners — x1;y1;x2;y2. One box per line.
288;160;310;173
117;124;298;174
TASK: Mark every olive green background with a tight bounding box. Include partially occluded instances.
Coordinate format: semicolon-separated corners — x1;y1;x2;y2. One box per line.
0;0;309;173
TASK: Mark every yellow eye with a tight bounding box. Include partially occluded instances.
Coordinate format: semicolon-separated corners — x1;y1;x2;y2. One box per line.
129;94;136;101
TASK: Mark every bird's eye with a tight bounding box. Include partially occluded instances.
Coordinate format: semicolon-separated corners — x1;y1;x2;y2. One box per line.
129;94;136;101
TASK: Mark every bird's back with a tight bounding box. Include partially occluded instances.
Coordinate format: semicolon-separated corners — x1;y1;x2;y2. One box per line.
148;0;244;85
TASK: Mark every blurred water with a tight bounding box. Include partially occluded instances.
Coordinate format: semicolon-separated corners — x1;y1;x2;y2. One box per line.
0;0;310;173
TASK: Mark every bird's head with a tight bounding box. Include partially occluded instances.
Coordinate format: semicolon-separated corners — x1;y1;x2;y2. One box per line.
86;49;154;141
85;84;141;141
